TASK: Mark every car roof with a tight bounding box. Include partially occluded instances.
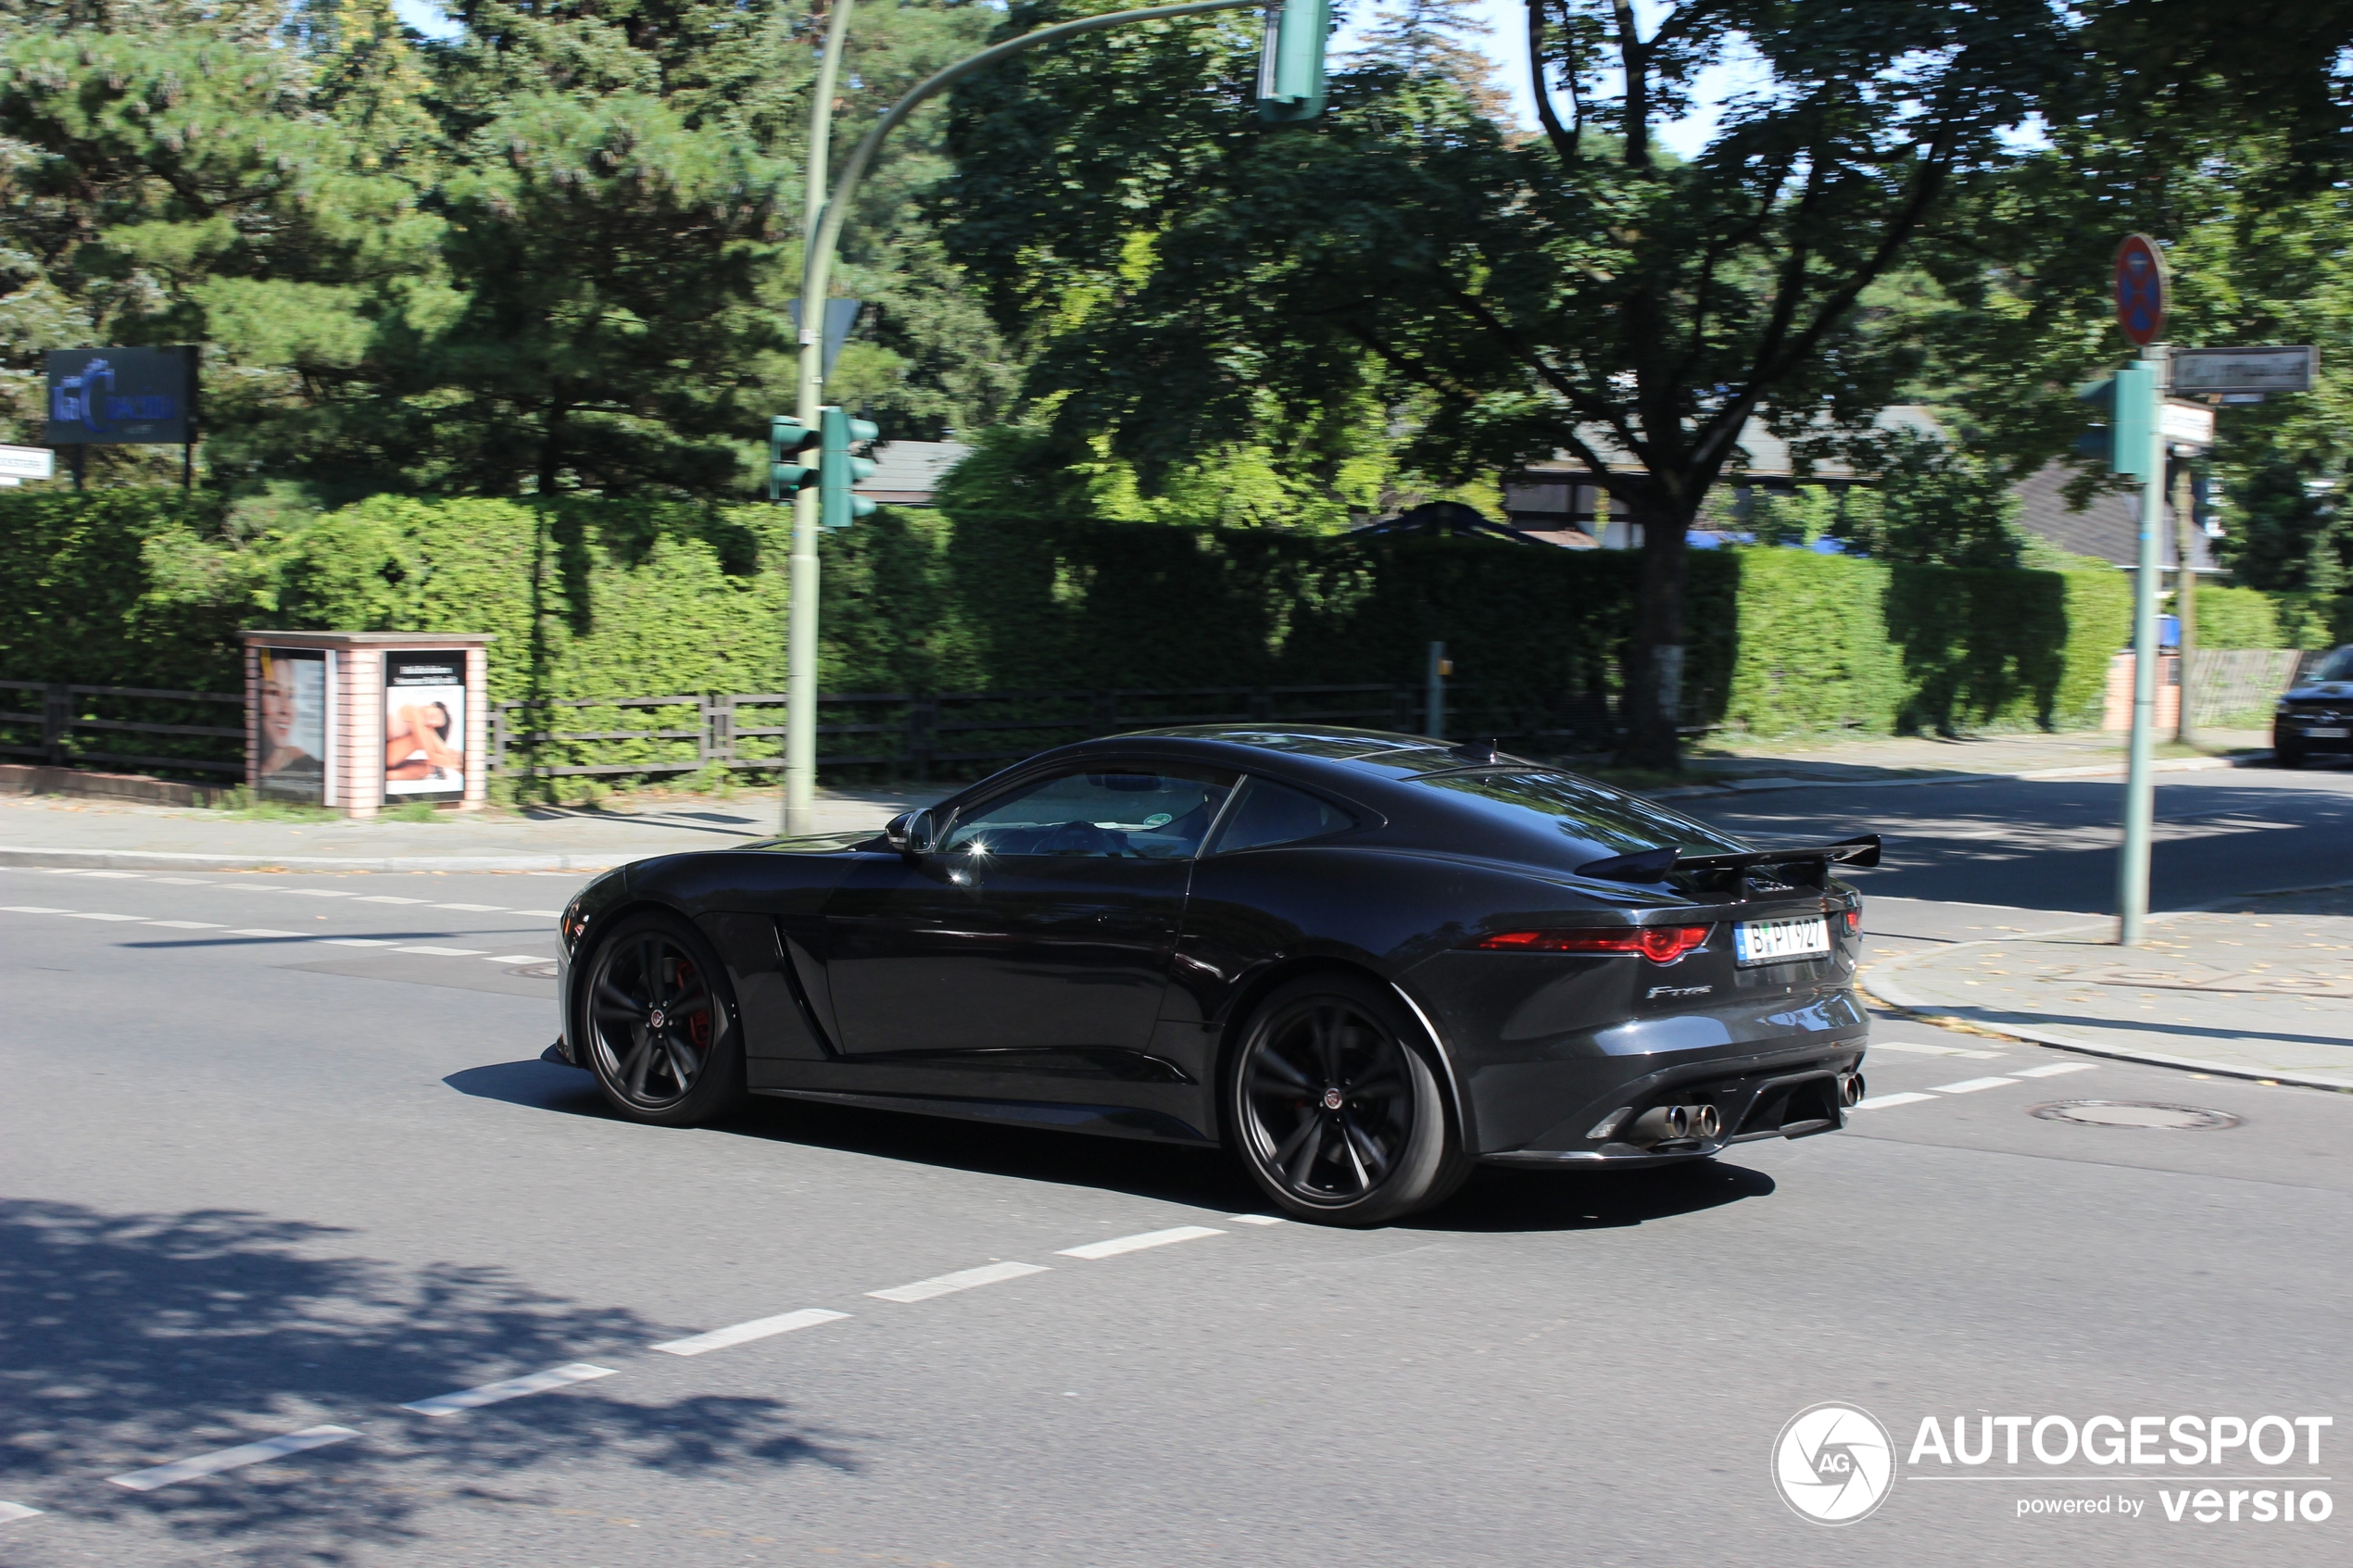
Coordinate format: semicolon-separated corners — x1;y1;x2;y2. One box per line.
1115;723;1511;776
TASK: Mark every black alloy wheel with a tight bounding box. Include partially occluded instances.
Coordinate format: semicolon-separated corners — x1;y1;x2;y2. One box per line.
1230;974;1466;1225
580;912;744;1126
2273;741;2306;769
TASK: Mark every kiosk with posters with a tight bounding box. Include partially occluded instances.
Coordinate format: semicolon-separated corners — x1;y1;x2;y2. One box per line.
240;632;493;816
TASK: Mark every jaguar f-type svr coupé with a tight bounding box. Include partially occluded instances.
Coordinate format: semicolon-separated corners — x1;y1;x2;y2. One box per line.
551;724;1876;1223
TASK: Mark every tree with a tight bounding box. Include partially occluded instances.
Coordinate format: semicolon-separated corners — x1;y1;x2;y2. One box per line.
945;2;2066;766
1346;0;1509;121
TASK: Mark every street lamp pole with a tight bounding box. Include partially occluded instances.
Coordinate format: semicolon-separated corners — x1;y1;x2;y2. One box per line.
777;0;1269;832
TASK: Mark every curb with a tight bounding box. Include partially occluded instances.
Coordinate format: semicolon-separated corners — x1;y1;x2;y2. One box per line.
1650;750;2263;801
1862;892;2353;1093
0;846;622;873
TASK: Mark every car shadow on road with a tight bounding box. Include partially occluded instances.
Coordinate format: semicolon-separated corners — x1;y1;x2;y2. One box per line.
0;1198;860;1562
447;1060;1775;1234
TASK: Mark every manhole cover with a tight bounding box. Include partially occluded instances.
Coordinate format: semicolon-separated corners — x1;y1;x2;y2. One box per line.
2032;1100;2240;1130
507;960;560;979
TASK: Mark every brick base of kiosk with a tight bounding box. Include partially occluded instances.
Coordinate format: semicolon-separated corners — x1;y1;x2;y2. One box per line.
242;631;494;818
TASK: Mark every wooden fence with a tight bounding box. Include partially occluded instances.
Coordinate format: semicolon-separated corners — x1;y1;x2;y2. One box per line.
0;680;245;777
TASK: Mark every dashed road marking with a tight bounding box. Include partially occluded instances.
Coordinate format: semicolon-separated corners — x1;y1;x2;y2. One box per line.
229;928;304;938
401;1362;616;1417
1229;1214;1285;1225
1929;1076;2016;1094
1057;1225;1225;1260
868;1261;1050;1303
2012;1061;2098;1078
64;911;145;922
77;871;145;880
356;896;430;905
1869;1040;2005;1060
0;1501;41;1524
321;938;399;947
0;906;69;914
482;954;546;965
282;889;351;898
145;920;225;930
516;909;564;918
394;945;487;957
108;1425;359;1492
434;903;507;912
653;1308;849;1358
153;877;211;885
1854;1091;1938;1110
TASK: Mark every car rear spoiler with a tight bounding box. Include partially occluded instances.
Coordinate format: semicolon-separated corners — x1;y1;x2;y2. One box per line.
1578;834;1881;884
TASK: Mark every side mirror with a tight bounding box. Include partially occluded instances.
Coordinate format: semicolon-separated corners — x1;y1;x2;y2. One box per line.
885;809;935;858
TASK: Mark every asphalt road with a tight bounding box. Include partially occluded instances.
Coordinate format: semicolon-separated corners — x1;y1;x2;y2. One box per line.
2;766;2347;1566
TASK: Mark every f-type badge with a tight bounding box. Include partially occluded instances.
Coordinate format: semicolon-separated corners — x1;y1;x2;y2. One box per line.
1647;984;1713;999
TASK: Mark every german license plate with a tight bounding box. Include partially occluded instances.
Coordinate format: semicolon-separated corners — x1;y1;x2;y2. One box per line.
1733;915;1831;966
2308;727;2349;739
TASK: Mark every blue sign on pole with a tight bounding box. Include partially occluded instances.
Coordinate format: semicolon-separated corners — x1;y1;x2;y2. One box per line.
44;347;198;445
2113;234;2168;348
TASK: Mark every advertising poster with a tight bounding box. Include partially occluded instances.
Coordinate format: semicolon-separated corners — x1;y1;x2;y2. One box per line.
384;651;467;803
44;346;197;445
255;648;328;805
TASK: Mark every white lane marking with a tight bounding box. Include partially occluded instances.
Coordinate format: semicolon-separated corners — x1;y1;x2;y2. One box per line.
0;905;69;913
108;1425;359;1491
1853;1091;1939;1110
283;889;351;898
868;1261;1050;1303
229;928;304;938
394;945;487;957
516;909;564;918
1929;1076;2015;1095
1229;1214;1286;1226
64;911;146;922
653;1308;849;1357
145;920;227;929
356;896;429;905
400;1362;615;1417
482;954;547;965
1869;1040;2005;1060
0;1501;42;1523
2012;1061;2098;1078
78;871;145;879
1056;1225;1225;1261
153;877;211;885
322;938;399;947
433;903;506;912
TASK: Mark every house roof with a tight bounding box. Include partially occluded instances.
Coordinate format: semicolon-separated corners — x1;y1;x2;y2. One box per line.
856;439;970;507
1509;406;1946;484
2009;461;2220;571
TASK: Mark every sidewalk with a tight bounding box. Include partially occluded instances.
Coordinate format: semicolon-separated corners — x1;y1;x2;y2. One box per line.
1866;885;2353;1091
0;784;945;872
1667;724;2271;796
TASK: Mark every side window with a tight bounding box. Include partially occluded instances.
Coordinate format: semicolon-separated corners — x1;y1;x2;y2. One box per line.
1210;777;1354;854
940;769;1234;859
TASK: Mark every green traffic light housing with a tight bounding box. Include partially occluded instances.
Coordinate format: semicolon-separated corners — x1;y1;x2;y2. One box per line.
1256;0;1329;123
820;406;880;530
769;415;817;501
2072;366;2160;479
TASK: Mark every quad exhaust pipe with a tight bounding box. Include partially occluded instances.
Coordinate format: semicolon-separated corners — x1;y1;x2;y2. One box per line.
1627;1101;1720;1145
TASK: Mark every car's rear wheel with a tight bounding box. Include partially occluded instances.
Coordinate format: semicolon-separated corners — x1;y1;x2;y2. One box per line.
1228;974;1467;1225
2273;738;2306;769
578;911;744;1127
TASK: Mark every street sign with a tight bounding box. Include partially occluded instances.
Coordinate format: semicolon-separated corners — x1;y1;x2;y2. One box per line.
2161;399;2215;448
2170;345;2315;395
0;444;56;480
44;346;198;445
2113;234;2168;346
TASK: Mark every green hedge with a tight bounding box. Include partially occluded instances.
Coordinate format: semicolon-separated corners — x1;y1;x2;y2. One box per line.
0;488;2265;778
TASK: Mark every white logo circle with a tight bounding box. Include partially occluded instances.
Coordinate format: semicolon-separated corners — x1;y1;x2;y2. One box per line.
1773;1402;1894;1524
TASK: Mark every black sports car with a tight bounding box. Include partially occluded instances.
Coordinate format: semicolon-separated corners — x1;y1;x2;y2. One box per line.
551;725;1875;1224
2273;645;2353;767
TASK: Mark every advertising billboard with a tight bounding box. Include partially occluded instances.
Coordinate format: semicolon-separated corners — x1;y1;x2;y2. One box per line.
384;651;468;804
45;347;198;445
255;648;331;805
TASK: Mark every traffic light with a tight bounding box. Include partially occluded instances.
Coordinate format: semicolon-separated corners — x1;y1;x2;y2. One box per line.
2071;365;2160;478
1257;0;1329;123
769;415;816;502
819;406;879;530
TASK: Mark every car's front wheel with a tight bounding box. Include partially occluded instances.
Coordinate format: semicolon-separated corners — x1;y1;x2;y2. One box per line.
2274;736;2306;769
577;910;745;1127
1227;974;1467;1225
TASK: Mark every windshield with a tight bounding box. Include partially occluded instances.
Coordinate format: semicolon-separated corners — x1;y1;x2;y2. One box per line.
2309;647;2353;684
1416;768;1750;861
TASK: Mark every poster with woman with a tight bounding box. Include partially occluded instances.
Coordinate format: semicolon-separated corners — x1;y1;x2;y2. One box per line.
384;651;467;803
256;648;328;804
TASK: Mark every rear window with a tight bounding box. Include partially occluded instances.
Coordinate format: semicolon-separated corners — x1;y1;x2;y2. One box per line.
1415;769;1748;859
1211;778;1355;853
2310;647;2353;684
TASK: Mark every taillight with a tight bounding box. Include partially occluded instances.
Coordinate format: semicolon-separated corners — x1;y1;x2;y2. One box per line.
1471;925;1711;963
1843;909;1860;934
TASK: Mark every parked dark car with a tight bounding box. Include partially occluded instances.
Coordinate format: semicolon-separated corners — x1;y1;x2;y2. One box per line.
2274;646;2353;767
551;725;1875;1224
